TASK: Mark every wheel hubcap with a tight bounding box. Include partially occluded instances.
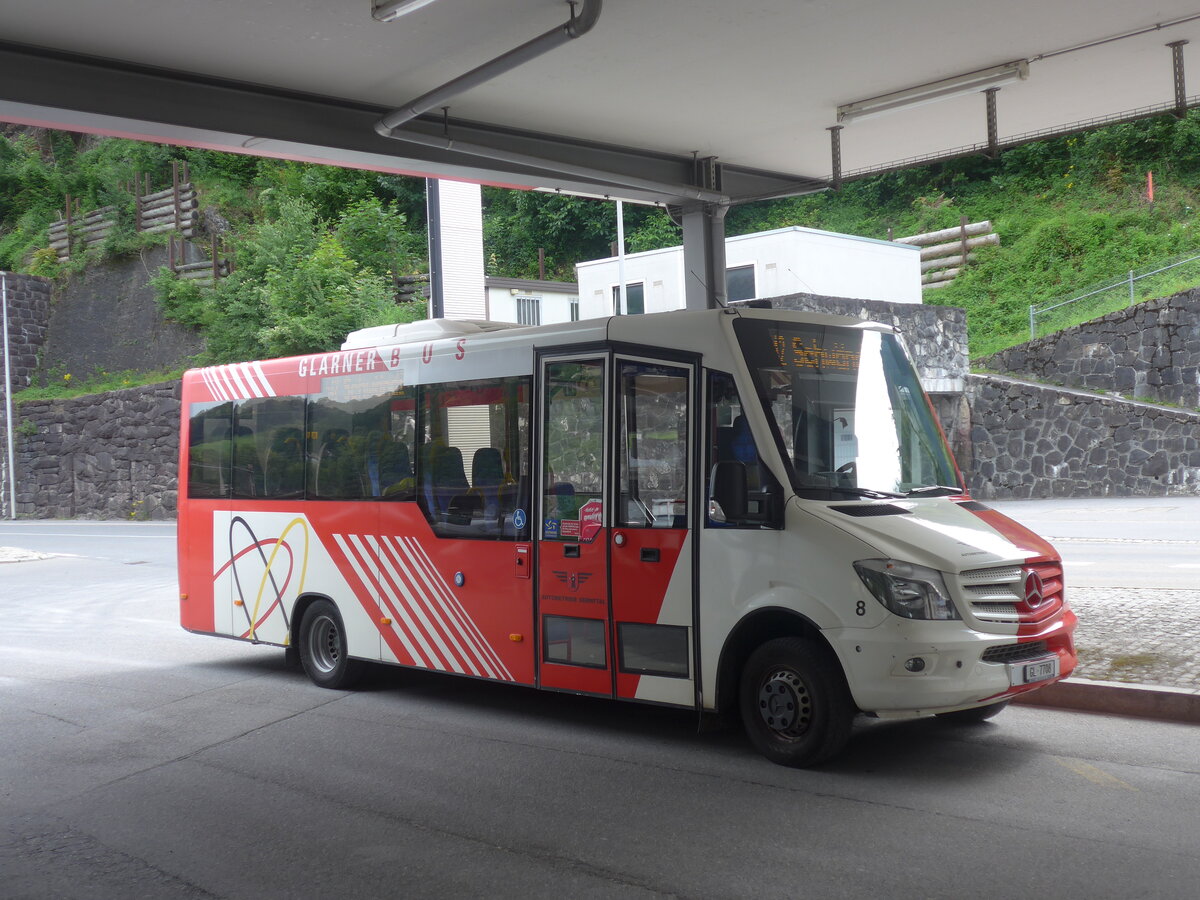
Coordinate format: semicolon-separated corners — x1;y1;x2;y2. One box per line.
308;615;340;674
757;668;812;736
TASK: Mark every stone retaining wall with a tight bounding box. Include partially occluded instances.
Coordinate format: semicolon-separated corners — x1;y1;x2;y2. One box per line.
11;381;180;519
979;290;1200;408
965;373;1200;498
2;271;52;391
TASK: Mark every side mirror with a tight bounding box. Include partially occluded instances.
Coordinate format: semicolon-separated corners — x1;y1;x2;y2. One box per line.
709;460;748;523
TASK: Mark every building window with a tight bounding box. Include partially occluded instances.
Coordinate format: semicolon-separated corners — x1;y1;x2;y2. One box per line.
515;296;541;326
569;297;580;322
726;264;756;302
611;282;645;315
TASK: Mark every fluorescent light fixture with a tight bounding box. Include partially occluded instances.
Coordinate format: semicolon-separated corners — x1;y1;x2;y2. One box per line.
837;60;1029;123
372;0;441;22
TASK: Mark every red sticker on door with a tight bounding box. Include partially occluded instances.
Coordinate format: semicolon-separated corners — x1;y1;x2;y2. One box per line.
579;499;604;542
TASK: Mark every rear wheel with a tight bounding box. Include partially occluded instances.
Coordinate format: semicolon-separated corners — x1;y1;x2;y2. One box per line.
936;700;1009;723
739;637;854;767
298;600;366;690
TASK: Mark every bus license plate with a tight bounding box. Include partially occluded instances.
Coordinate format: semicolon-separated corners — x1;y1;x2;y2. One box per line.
1010;656;1059;686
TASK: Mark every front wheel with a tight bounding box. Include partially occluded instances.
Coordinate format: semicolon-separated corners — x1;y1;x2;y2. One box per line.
298;600;366;690
739;637;854;767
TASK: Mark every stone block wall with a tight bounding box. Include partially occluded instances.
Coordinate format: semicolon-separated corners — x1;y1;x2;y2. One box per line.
40;245;205;382
966;374;1200;499
2;271;52;391
12;381;181;519
979;290;1200;409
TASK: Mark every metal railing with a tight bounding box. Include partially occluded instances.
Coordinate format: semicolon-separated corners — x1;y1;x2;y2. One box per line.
1029;251;1200;340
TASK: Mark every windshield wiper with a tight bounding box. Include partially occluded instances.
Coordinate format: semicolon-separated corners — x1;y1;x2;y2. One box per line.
905;485;964;497
798;485;905;500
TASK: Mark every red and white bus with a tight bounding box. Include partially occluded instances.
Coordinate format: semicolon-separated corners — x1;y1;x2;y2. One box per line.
178;307;1076;766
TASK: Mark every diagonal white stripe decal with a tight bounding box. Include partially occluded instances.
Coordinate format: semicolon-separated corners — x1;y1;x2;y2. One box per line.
224;364;254;400
388;537;498;678
202;368;228;401
389;536;500;678
347;533;443;669
376;541;473;676
235;363;263;398
252;362;277;397
214;366;241;401
334;533;427;668
399;537;512;679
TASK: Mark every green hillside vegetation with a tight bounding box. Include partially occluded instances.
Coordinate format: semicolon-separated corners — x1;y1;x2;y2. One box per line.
5;112;1200;372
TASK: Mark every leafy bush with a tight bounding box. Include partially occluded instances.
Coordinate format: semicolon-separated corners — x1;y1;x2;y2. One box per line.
153;195;416;362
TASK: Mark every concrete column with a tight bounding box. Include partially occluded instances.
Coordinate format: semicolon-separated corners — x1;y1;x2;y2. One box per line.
430;179;487;320
680;202;729;311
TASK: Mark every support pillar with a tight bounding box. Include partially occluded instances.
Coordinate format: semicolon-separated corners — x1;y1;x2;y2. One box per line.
681;202;729;310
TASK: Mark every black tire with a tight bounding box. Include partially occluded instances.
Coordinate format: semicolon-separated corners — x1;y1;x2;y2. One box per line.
298;600;366;690
739;637;855;767
935;700;1009;723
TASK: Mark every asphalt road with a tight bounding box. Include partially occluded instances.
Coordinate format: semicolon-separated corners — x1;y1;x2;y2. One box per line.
991;497;1200;590
2;520;1200;899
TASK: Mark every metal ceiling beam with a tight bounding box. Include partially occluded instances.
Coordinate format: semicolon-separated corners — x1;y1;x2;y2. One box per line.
0;40;824;206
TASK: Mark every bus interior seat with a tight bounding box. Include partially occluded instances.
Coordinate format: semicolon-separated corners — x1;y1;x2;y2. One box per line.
430;445;469;514
379;438;413;499
265;427;305;497
471;447;505;519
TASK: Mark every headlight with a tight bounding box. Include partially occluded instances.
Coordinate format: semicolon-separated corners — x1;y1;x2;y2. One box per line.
853;559;960;620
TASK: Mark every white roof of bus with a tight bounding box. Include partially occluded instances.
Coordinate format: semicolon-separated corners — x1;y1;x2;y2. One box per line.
341;307;894;353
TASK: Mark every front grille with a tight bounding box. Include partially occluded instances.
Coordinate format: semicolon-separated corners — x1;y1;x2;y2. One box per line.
982;641;1049;664
955;561;1064;624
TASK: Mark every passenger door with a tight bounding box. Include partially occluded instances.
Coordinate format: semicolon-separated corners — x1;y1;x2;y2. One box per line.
609;357;695;706
537;356;612;695
535;353;696;706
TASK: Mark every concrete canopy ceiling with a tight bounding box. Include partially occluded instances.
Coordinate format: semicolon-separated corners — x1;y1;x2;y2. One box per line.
3;0;1200;206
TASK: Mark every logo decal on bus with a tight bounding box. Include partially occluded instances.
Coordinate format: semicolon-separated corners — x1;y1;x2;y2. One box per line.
1023;570;1045;610
552;571;593;592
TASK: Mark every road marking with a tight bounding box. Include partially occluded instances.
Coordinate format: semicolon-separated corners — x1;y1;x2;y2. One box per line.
1053;756;1138;791
1047;536;1200;545
0;532;175;539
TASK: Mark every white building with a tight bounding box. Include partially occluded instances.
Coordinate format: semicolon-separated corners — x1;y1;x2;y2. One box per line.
576;226;921;319
484;277;580;326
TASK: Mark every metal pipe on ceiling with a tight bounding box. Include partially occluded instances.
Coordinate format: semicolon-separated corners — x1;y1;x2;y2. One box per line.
376;0;603;134
372;0;727;204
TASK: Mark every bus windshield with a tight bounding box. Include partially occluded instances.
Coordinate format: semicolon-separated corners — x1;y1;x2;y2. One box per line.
734;318;960;500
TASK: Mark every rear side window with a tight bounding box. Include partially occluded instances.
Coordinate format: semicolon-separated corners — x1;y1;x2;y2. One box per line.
187;401;232;499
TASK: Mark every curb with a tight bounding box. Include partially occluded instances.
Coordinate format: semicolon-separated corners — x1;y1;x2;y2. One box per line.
1012;677;1200;724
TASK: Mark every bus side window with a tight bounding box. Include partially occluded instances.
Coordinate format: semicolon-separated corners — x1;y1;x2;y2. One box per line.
231;402;264;499
417;376;530;539
306;372;407;501
257;398;307;499
187;401;232;499
706;371;781;528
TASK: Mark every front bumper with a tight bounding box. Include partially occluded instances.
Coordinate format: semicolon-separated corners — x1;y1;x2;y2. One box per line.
826;607;1078;716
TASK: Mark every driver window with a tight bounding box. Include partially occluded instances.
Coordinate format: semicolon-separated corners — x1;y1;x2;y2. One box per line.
707;371;781;528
